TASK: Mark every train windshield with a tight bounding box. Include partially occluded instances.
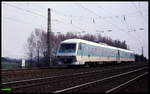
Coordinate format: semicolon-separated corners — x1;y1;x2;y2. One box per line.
59;43;76;53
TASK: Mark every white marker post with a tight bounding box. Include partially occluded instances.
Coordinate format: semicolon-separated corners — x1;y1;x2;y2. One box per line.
21;59;25;69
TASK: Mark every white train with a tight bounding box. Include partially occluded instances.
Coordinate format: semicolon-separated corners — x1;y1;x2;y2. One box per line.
56;39;135;66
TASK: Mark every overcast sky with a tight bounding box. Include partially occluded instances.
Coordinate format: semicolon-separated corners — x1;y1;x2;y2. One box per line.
2;1;148;59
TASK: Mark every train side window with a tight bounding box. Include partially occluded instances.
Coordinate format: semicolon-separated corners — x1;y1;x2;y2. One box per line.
79;43;82;50
130;54;132;57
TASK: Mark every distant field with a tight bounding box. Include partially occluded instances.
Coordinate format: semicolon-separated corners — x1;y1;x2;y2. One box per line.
2;62;21;69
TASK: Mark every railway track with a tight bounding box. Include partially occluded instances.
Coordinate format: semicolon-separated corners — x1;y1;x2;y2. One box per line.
1;63;145;82
1;63;148;93
53;67;148;93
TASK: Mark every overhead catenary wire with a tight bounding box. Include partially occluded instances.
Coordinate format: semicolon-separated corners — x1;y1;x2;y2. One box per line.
52;8;139;22
50;4;125;34
50;10;88;32
54;19;85;32
3;3;47;19
75;3;129;33
98;5;132;32
3;16;33;25
98;5;133;33
123;3;146;53
116;7;144;53
98;3;145;49
42;2;140;21
10;2;86;30
2;15;62;28
132;2;147;23
3;3;86;34
3;2;147;31
3;3;82;32
51;9;91;32
51;9;142;35
21;2;143;34
74;2;146;53
3;2;145;35
3;3;147;37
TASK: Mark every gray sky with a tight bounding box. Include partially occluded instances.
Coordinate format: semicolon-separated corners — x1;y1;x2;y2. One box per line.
2;1;148;59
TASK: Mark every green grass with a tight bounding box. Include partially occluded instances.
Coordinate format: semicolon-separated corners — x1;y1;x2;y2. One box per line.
1;88;11;91
2;62;21;69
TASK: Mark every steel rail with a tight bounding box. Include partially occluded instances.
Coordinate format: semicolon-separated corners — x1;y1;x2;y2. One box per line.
53;66;148;93
105;72;149;93
2;64;143;85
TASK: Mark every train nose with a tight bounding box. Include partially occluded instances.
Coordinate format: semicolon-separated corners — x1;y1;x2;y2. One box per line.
57;56;77;65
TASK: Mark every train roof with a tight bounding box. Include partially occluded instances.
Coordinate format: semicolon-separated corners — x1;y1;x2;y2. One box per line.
61;38;134;53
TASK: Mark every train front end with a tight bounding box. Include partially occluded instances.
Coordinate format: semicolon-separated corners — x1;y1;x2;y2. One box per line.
56;41;78;66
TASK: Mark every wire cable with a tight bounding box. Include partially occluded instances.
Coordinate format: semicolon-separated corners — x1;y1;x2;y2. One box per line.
132;2;147;23
3;3;47;19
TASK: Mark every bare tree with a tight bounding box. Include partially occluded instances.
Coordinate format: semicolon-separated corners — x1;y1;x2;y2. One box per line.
25;28;48;67
24;31;36;67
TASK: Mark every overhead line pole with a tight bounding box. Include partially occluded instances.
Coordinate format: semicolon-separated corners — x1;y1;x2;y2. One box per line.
47;8;52;67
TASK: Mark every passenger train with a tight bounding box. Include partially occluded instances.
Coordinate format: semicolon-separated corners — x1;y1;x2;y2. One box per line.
56;39;135;66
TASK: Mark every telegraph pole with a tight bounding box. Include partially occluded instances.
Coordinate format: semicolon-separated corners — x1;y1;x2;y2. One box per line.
141;46;143;56
141;46;144;62
47;8;52;67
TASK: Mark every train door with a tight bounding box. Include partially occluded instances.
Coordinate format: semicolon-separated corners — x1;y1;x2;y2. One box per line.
88;45;91;63
117;50;120;63
78;43;84;65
